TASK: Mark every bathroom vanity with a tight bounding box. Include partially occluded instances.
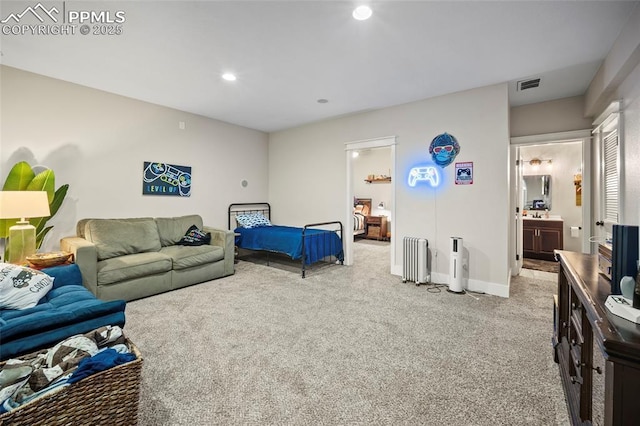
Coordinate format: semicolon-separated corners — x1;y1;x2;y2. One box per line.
523;217;564;261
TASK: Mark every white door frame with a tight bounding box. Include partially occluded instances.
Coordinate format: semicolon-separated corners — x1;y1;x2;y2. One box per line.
510;130;592;270
510;145;524;275
345;136;397;268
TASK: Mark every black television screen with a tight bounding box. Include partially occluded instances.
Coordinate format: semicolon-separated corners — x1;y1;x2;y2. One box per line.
611;224;639;295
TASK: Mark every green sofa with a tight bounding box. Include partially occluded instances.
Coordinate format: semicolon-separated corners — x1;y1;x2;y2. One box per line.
60;215;234;301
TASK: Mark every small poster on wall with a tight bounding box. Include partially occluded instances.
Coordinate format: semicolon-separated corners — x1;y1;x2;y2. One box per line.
455;162;473;185
142;162;192;197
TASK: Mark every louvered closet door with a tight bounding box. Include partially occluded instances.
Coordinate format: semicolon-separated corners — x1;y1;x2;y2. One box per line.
603;128;619;224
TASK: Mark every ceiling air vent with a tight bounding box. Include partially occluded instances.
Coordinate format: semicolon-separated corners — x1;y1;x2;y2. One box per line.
517;78;541;91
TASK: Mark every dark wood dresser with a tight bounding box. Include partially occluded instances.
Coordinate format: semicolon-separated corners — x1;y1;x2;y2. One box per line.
554;250;640;425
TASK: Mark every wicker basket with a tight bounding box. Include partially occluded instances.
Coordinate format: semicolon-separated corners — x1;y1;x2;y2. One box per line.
0;339;143;426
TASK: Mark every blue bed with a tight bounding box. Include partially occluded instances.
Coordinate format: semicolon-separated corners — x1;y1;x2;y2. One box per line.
229;203;344;278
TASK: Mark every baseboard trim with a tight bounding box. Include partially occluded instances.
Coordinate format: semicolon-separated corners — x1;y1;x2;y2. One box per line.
391;267;509;298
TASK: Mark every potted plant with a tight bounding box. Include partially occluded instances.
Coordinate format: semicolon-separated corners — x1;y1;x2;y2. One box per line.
0;161;69;255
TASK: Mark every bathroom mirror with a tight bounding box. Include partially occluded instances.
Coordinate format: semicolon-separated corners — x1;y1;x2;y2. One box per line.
523;174;551;210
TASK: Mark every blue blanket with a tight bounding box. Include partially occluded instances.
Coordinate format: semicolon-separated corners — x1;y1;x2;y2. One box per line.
235;225;343;264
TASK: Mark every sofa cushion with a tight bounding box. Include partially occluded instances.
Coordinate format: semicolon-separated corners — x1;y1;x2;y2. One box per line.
160;245;224;270
77;217;154;239
84;219;161;260
155;215;204;247
97;252;172;285
0;263;54;310
0;285;125;341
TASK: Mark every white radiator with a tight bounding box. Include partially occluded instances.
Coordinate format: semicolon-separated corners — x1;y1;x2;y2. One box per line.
402;237;429;284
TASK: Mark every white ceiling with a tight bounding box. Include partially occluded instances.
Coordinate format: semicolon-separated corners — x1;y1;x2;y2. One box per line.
0;1;637;133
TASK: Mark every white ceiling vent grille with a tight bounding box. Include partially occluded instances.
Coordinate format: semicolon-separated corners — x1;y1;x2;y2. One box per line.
517;78;541;91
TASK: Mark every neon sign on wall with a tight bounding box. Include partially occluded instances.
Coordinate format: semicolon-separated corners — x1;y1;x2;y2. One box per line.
407;165;440;187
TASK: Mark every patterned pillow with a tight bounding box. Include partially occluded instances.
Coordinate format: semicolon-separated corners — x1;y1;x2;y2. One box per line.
236;213;272;229
176;225;211;246
0;263;54;310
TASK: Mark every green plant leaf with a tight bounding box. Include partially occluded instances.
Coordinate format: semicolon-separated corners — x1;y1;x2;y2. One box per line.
26;169;56;202
24;169;55;233
1;162;68;246
0;161;38;237
2;161;35;190
0;219;14;238
49;184;69;217
34;184;69;235
36;226;53;249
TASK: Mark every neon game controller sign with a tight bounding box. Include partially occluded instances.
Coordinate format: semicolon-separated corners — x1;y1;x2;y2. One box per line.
407;166;440;187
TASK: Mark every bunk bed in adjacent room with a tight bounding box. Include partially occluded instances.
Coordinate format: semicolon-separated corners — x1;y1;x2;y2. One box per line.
353;198;371;238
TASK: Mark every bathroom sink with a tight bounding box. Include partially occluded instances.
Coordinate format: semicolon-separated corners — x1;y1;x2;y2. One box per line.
523;216;563;221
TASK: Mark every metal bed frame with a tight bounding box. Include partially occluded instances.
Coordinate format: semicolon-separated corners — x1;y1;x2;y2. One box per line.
228;202;344;278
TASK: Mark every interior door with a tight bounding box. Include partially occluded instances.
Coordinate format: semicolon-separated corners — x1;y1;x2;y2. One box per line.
514;147;524;273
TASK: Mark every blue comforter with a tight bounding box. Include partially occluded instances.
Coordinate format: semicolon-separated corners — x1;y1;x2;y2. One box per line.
235;225;343;264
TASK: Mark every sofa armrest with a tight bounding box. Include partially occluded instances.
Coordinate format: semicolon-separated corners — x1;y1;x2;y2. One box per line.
60;236;99;296
204;226;235;276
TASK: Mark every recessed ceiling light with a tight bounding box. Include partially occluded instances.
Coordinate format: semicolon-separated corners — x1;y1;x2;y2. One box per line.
222;73;237;82
352;5;372;20
317;98;329;104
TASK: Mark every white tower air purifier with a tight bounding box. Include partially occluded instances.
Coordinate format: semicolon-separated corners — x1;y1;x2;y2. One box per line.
449;237;464;294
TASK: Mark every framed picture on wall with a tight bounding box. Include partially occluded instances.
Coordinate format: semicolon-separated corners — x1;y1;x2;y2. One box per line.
455;162;473;185
142;162;192;197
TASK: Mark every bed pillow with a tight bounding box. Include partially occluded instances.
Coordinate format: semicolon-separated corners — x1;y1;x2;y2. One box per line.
236;213;272;229
176;225;212;246
0;263;54;310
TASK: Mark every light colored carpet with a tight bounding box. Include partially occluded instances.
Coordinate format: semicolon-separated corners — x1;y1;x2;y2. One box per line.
124;241;568;425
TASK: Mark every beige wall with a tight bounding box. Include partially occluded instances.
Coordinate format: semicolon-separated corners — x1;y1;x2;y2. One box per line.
269;84;511;297
585;4;640;118
0;66;269;252
587;5;640;229
510;96;592;137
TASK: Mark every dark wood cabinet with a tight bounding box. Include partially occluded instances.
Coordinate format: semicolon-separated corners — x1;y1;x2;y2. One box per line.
365;216;388;240
523;219;563;261
554;250;640;425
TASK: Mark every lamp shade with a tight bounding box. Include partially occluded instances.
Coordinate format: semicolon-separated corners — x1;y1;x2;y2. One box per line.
0;191;50;220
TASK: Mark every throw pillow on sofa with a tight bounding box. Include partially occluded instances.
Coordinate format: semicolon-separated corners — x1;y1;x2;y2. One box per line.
0;263;54;310
176;225;211;246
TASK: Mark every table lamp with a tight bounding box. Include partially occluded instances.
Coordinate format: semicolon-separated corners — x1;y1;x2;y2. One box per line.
0;191;51;265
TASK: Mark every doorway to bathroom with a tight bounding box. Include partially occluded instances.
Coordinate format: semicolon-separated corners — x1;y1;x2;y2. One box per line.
511;130;591;275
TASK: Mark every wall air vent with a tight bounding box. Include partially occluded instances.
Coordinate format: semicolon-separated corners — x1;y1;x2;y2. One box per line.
517;78;541;91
